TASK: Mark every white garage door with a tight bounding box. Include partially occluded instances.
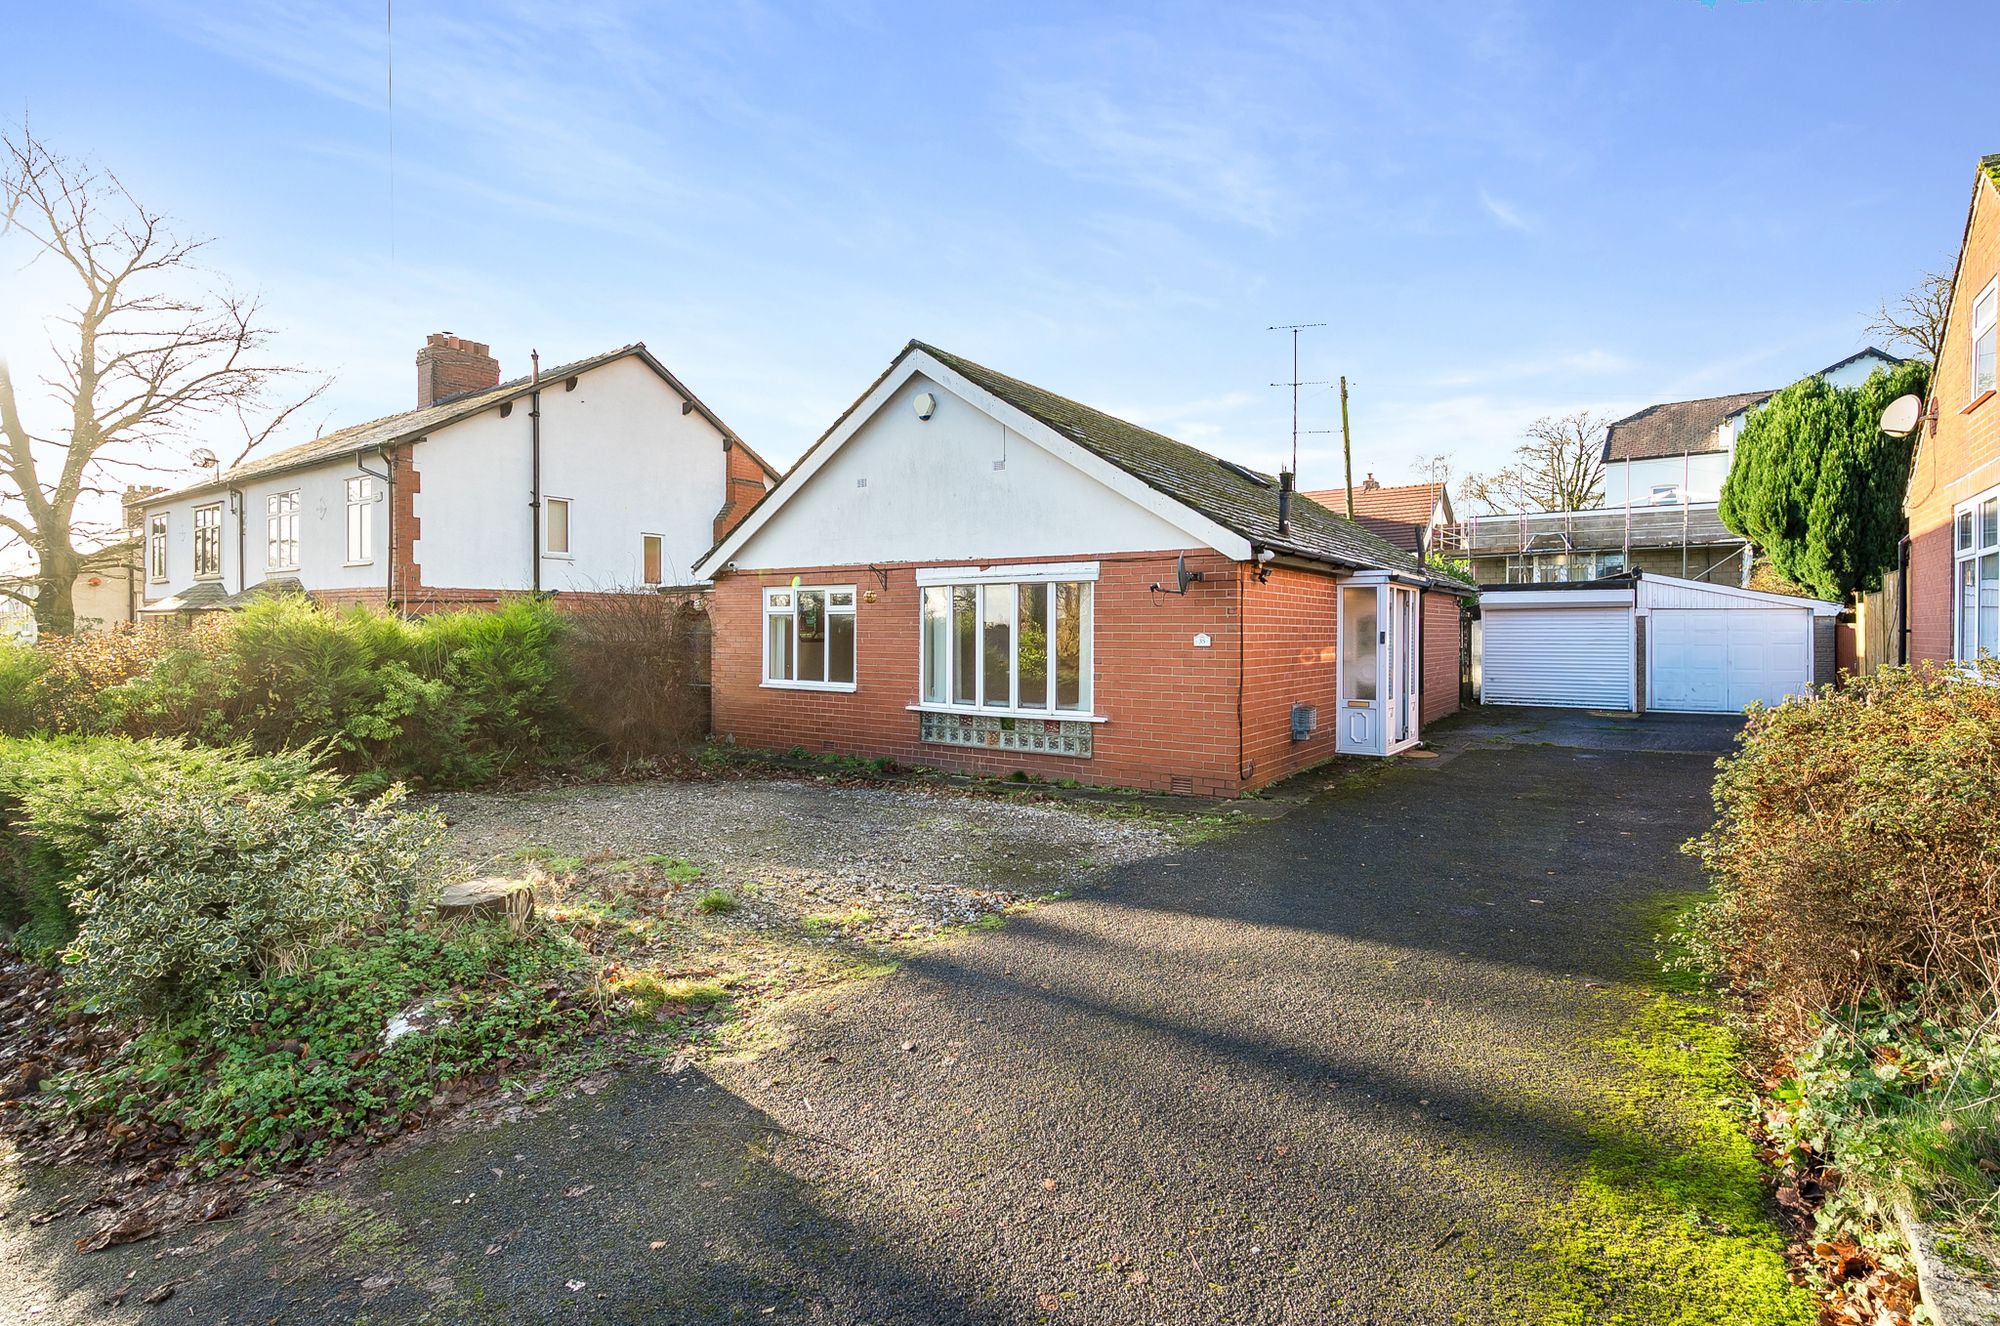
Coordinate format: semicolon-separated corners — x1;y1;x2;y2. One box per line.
1648;608;1812;713
1480;606;1634;709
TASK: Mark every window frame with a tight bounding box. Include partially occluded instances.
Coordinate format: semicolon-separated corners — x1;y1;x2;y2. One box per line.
147;513;169;582
1973;277;1999;405
641;533;664;587
192;502;224;580
912;562;1098;720
345;476;376;566
761;583;858;692
1953;483;2000;664
543;496;572;558
265;489;301;572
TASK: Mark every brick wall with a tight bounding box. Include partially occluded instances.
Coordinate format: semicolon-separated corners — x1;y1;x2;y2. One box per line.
1910;174;2000;663
1238;565;1341;786
1421;590;1464;724
710;550;1255;796
713;441;774;544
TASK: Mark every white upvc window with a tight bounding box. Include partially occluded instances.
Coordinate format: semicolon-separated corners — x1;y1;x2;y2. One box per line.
544;496;571;557
192;502;223;579
916;565;1095;716
1974;278;1999;403
147;514;168;582
266;490;300;571
1954;485;2000;663
764;585;856;690
642;534;664;586
346;476;375;564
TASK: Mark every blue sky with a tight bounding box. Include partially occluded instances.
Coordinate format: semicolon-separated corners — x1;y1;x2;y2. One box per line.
8;0;1997;512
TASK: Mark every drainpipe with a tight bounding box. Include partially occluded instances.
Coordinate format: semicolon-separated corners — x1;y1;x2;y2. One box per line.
1896;533;1911;666
530;350;542;594
228;486;246;594
356;449;394;610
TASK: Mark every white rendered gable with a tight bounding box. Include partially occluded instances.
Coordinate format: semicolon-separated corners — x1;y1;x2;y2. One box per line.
719;369;1225;572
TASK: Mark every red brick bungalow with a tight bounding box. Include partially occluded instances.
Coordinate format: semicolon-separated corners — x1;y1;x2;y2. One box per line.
1908;154;2000;665
693;342;1470;796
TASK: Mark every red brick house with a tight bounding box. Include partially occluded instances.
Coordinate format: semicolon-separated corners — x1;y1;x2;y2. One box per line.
1909;156;2000;665
1302;475;1457;557
693;342;1470;796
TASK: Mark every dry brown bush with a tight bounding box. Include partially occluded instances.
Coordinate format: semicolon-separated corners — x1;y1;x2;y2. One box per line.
558;591;710;761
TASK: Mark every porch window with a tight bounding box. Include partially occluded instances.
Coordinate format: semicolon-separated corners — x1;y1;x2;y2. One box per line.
1955;487;2000;662
266;490;300;571
193;502;223;579
921;575;1091;714
1974;278;1998;402
147;514;168;582
1341;585;1377;702
764;585;856;690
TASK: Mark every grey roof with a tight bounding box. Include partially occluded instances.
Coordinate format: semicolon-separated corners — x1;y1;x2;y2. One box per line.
137;580;232;613
911;343;1424;576
1601;389;1775;463
1603;348;1905;463
141;344;776;505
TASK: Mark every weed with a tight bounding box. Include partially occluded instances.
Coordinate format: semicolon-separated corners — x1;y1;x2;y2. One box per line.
695;887;740;915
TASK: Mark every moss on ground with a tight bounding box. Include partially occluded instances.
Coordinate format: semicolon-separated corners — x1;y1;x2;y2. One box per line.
1497;898;1813;1325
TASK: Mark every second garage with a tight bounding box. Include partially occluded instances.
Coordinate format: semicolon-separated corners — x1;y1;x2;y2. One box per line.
1476;572;1839;714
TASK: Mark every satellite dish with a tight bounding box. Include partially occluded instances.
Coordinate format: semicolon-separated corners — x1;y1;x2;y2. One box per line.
1175;553;1206;594
1880;393;1923;438
190;447;219;469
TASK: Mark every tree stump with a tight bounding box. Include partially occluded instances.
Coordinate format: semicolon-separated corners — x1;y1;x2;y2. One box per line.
437;877;536;930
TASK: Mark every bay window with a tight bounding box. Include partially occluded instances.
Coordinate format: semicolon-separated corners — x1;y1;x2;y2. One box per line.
764;585;856;689
1955;487;2000;662
919;569;1092;714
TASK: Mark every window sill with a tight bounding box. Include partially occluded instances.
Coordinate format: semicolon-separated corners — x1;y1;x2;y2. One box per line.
905;703;1107;723
543;553;575;562
762;679;858;693
268;567;299;575
344;560;375;568
1963;389;1995;415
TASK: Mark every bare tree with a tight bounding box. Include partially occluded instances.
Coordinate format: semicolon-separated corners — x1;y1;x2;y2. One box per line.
0;128;328;634
1410;451;1454;492
1460;411;1608;514
1865;267;1952;365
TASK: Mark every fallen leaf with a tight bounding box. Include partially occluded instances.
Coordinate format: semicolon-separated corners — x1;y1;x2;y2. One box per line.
563;1185;594;1198
1042;1178;1057;1191
141;1283;175;1306
566;1279;587;1292
649;1240;666;1251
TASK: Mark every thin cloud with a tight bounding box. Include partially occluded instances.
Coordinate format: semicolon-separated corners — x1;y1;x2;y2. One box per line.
1478;188;1537;233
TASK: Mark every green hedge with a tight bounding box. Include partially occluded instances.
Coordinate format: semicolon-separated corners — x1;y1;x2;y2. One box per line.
0;596;581;791
0;735;339;953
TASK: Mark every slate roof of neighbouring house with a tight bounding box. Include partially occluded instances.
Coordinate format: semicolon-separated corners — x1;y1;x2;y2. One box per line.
1600;389;1776;464
139;344;776;505
912;343;1425;576
1602;348;1905;464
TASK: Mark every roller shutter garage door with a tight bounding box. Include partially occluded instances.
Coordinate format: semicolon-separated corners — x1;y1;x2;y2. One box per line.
1479;606;1634;709
1647;607;1812;712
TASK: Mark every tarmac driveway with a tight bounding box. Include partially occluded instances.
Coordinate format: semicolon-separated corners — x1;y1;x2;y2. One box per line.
4;724;1733;1325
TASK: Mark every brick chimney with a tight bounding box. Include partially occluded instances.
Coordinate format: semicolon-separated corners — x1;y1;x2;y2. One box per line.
1361;472;1381;490
416;333;501;408
122;484;165;532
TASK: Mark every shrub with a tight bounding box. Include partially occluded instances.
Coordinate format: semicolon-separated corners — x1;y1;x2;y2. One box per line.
1685;660;2000;1026
559;591;710;760
55;922;590;1175
61;786;452;1026
0;642;47;736
101;596;578;790
0;627;177;736
0;735;339;951
1764;997;2000;1248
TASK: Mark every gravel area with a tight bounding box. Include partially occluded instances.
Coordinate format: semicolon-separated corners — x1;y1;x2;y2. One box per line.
4;745;1733;1325
428;776;1177;936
